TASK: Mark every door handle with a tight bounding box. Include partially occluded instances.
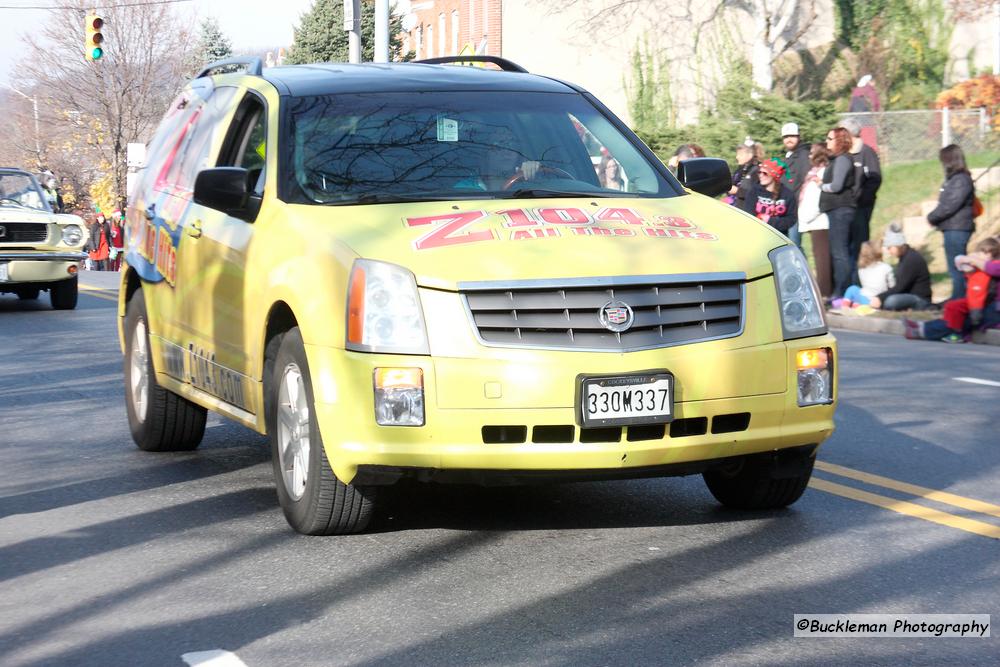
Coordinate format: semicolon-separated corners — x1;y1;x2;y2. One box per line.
186;219;203;239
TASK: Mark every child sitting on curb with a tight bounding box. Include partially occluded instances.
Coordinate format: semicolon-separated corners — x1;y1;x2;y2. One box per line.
833;240;894;309
904;236;1000;343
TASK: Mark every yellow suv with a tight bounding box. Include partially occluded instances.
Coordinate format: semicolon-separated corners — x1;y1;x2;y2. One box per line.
118;56;836;534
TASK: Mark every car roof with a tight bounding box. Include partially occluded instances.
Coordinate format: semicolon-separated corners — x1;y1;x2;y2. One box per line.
260;62;580;97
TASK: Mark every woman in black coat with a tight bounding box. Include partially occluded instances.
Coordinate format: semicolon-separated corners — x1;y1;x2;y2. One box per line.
927;144;976;300
818;127;857;298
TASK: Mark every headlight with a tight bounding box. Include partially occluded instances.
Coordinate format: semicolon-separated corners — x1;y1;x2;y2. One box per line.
769;245;826;339
346;259;429;354
61;224;84;246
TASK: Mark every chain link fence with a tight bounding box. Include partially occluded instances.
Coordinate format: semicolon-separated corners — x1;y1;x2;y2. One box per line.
840;109;995;165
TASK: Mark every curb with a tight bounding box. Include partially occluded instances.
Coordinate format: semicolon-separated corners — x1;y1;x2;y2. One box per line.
827;312;1000;346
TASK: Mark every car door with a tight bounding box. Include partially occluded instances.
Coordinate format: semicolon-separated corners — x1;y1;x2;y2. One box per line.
177;90;269;414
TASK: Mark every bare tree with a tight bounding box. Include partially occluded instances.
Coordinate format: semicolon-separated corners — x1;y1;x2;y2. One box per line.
546;0;818;94
14;1;193;203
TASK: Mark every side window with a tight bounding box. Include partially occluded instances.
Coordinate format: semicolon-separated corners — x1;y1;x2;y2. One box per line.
161;86;238;193
219;94;267;197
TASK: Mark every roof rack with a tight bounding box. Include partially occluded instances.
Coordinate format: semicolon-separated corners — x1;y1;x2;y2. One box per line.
413;56;528;73
196;56;264;80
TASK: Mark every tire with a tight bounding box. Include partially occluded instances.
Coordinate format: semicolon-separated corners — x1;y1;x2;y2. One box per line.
123;288;206;452
266;328;378;535
50;277;78;310
703;454;814;510
17;287;40;300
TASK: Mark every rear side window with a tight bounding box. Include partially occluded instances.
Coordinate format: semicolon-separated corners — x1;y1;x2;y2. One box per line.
154;86;238;194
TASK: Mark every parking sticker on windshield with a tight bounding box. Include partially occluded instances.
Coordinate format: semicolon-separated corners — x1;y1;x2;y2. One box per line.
436;116;459;142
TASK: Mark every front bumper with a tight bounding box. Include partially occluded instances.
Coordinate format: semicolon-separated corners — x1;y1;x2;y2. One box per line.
0;251;86;285
304;333;837;485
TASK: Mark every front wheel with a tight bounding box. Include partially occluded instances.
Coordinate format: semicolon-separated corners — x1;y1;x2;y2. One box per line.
50;277;77;310
703;454;814;509
266;328;378;535
123;289;206;451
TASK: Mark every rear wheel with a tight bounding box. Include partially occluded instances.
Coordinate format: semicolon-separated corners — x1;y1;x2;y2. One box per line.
124;289;206;451
17;287;40;300
50;277;77;310
703;454;814;509
267;328;378;535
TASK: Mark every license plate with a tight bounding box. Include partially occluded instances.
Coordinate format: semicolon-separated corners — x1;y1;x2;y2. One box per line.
579;372;673;427
0;263;7;282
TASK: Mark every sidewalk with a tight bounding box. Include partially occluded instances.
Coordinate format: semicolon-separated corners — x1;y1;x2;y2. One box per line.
827;311;1000;346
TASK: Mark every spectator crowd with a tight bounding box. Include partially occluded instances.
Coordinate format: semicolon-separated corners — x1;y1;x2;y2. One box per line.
723;119;997;345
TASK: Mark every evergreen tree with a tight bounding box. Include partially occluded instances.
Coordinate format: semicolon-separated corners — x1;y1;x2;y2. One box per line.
287;0;409;65
197;17;234;65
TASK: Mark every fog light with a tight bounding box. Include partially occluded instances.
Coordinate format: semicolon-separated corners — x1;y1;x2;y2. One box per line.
796;348;832;406
374;368;424;426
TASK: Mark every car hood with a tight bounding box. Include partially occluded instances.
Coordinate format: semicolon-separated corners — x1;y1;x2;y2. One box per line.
0;208;58;224
292;194;786;290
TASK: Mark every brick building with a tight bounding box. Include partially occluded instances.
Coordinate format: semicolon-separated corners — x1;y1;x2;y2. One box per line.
401;0;502;59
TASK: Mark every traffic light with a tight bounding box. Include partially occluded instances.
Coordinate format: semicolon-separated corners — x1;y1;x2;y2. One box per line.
85;14;104;61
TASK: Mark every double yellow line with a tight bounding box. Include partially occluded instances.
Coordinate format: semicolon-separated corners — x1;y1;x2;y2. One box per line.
79;286;118;303
811;461;1000;540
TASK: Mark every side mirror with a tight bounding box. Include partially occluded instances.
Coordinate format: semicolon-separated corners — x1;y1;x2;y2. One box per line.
193;167;251;217
678;158;732;198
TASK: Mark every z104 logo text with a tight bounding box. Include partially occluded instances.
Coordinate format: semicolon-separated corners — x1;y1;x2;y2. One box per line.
404;207;718;250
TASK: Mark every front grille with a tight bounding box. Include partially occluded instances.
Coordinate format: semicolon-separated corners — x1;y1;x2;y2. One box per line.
463;276;744;351
0;223;49;244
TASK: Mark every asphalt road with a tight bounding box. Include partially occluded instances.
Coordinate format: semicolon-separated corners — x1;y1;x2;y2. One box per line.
1;272;998;666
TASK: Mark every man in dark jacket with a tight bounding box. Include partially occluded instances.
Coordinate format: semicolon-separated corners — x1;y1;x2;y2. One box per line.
843;118;882;284
869;226;932;311
780;122;811;248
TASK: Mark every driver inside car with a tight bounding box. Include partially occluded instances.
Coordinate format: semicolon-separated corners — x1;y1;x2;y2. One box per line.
455;146;541;191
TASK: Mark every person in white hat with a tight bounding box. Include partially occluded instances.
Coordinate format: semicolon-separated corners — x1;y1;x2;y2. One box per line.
868;225;932;311
780;121;811;248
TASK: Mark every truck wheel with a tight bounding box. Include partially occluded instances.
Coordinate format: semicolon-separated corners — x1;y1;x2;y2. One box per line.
17;287;40;300
124;289;206;452
703;455;814;510
266;328;378;535
50;277;78;310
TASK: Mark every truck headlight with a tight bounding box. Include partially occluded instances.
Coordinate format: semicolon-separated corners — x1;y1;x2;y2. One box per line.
61;224;84;246
769;245;826;340
346;259;429;354
796;348;833;406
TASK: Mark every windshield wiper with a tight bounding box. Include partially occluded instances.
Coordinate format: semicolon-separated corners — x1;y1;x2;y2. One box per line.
503;188;629;199
320;192;463;206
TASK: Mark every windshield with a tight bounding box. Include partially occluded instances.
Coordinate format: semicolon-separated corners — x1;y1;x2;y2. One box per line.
283;91;678;205
0;172;49;211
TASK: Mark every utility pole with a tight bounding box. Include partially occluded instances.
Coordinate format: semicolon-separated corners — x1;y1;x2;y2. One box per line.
1;82;41;168
375;0;389;63
344;0;361;63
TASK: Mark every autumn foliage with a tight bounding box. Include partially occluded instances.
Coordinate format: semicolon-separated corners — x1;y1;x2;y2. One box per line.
936;74;1000;128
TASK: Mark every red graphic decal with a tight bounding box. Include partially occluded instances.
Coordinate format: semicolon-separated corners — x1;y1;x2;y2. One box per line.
510;228;560;241
406;211;494;250
589;227;636;237
653;216;696;229
497;208;537;228
538;207;591;225
595;207;644;225
644;228;717;241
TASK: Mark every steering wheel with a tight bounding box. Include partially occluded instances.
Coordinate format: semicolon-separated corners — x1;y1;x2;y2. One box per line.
503;166;576;190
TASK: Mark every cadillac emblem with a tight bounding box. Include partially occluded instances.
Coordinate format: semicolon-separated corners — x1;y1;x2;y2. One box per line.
599;300;634;333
